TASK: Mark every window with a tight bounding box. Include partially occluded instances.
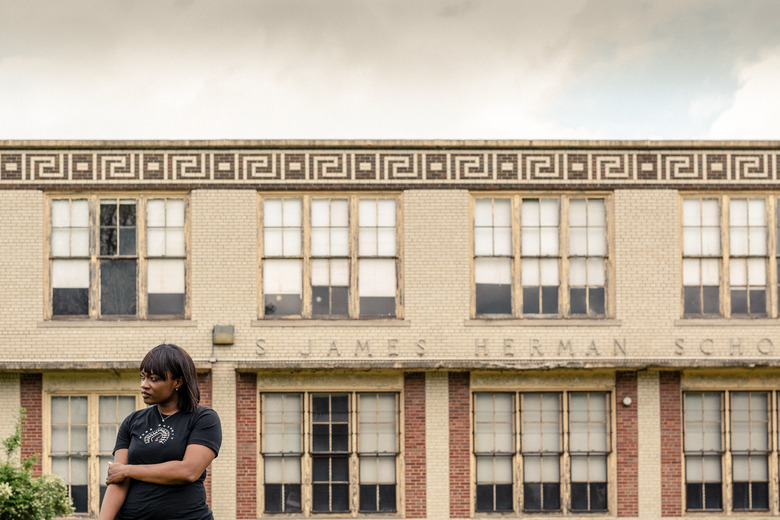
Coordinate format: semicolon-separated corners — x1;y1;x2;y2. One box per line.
474;391;610;514
48;394;137;515
260;194;401;319
681;195;778;318
684;391;770;512
48;195;188;319
473;195;611;318
260;392;399;514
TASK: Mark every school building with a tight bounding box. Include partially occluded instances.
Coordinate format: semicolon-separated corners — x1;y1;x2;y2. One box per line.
2;139;780;519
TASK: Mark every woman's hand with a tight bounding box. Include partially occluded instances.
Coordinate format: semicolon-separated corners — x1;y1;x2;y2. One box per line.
106;461;129;485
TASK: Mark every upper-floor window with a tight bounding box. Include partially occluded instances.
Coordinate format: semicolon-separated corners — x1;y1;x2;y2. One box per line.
48;393;138;515
682;195;778;318
260;392;400;514
474;391;611;514
472;195;612;318
48;195;188;319
260;194;401;319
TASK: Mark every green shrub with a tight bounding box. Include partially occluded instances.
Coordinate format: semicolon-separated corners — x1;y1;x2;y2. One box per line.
0;409;73;520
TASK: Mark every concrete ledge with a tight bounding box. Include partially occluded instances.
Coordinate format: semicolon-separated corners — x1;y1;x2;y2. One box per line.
0;360;214;371
2;139;780;150
251;319;411;328
37;320;198;328
465;318;622;327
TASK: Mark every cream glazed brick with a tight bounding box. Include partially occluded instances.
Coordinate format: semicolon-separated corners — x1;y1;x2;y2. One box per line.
0;374;20;448
425;371;450;519
613;189;680;357
403;190;471;329
638;370;661;518
189;189;258;359
208;361;237;520
0;190;43;333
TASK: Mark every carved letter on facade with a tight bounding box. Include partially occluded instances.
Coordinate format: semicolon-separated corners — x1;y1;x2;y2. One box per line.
475;339;488;357
530;339;543;357
503;339;515;357
387;339;399;357
355;340;372;357
758;338;774;355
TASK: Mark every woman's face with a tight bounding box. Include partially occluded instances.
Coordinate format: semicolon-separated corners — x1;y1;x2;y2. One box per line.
140;370;182;409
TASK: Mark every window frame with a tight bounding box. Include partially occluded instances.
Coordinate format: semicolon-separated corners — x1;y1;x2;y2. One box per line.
259;391;401;515
45;192;191;320
682;389;777;513
680;193;779;319
258;192;404;320
470;193;615;319
472;390;613;515
43;391;141;516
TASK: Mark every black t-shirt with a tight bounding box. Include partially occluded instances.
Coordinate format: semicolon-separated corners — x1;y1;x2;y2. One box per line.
113;405;222;520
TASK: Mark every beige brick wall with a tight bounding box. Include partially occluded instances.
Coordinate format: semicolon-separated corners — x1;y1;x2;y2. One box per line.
0;373;20;451
425;371;450;519
210;361;237;519
638;370;662;518
5;187;779;365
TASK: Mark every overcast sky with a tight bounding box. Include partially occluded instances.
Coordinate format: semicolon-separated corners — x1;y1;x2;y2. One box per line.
1;0;779;140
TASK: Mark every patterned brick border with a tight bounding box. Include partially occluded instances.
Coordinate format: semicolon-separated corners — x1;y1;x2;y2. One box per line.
449;372;470;518
616;371;638;517
660;371;683;516
20;373;42;477
236;372;257;519
404;372;427;518
1;144;779;189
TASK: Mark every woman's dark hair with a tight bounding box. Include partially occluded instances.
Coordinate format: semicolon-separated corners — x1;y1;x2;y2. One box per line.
140;344;200;413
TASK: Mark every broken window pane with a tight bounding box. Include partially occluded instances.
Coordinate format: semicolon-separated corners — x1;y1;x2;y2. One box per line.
100;259;137;315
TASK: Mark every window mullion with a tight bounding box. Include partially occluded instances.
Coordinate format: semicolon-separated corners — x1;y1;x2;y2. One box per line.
514;392;521;513
560;197;570;317
88;395;99;516
769;199;778;318
89;196;99;319
561;391;570;514
722;195;731;318
512;195;522;317
773;392;779;515
302;196;312;318
137;196;148;319
351;392;358;514
350;196;359;319
606;196;615;318
724;391;733;513
395;196;404;320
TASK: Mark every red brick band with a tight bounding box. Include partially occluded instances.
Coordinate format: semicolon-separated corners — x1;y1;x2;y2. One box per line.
235;372;257;519
404;372;427;518
660;371;682;516
616;371;638;516
448;372;470;518
20;373;42;477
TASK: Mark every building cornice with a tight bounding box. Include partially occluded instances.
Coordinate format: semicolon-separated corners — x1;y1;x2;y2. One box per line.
1;140;780;189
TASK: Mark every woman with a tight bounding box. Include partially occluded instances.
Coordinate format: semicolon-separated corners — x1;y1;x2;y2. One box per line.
99;344;222;520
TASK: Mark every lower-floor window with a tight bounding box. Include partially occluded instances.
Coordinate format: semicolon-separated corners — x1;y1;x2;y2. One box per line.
260;392;399;514
48;394;137;515
474;391;611;514
684;391;771;512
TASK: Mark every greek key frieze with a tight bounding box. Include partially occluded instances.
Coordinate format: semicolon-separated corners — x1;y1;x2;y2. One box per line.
0;147;778;187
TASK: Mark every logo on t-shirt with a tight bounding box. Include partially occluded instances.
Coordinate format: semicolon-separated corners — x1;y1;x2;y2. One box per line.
142;424;175;445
